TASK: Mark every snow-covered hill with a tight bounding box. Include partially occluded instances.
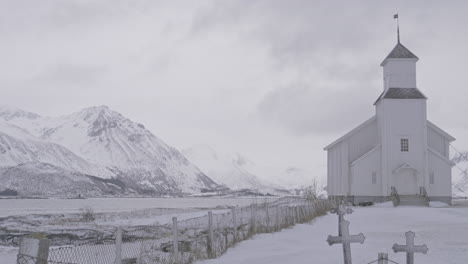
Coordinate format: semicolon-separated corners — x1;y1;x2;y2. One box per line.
182;145;285;194
0;106;220;196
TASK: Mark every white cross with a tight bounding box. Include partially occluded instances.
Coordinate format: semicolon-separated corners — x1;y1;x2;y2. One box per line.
392;231;428;264
330;203;353;235
330;203;354;217
327;220;365;264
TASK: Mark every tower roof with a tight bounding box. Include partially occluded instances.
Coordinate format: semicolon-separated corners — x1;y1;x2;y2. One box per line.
374;88;427;105
380;42;419;66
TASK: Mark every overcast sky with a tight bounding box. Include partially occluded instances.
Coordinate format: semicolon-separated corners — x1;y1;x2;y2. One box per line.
1;0;468;183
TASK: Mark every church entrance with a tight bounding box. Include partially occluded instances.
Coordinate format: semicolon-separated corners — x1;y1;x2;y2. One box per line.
395;169;418;195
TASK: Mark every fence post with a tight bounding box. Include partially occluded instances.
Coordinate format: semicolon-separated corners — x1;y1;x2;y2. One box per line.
378;253;388;264
290;207;295;225
231;208;238;243
275;206;280;231
172;217;179;264
295;206;299;224
115;227;122;264
250;204;257;234
208;211;215;258
266;205;270;232
17;234;50;264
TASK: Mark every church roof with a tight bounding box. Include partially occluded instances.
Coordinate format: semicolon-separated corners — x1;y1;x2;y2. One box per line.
428;121;456;141
380;42;419;66
323;116;377;150
383;88;426;99
374;88;427;105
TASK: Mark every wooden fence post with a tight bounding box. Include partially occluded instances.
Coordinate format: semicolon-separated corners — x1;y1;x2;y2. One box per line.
250;204;257;234
266;205;270;232
115;227;122;264
17;234;50;264
172;217;179;264
275;206;280;231
231;207;238;242
208;211;215;258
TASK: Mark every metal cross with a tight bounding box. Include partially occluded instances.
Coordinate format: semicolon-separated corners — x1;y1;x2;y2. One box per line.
327;220;365;264
330;203;353;235
392;231;428;264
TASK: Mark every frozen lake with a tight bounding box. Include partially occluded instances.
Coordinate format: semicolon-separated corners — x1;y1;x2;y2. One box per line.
0;197;276;217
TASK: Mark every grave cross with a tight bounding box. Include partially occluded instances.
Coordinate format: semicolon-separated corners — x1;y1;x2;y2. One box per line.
392;231;428;264
327;220;365;264
330;203;353;235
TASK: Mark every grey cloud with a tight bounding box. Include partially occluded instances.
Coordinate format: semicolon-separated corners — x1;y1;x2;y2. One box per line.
257;83;376;135
1;0;468;181
35;63;108;86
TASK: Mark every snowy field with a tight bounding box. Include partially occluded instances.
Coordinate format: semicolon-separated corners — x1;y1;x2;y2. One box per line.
201;202;468;264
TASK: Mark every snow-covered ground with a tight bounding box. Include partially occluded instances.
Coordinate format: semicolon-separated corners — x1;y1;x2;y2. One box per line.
201;202;468;264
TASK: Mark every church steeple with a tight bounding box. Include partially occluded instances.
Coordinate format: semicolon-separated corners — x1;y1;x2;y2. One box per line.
380;42;419;91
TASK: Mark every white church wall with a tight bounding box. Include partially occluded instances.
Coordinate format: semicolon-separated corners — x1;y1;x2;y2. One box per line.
326;142;349;196
350;147;382;196
378;99;427;193
428;126;448;157
348;119;378;162
427;151;452;197
383;59;417;89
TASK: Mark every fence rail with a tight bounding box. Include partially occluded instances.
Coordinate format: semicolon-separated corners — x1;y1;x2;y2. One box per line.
17;199;332;264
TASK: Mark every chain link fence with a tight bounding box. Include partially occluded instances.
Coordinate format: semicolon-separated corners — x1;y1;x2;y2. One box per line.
17;199;332;264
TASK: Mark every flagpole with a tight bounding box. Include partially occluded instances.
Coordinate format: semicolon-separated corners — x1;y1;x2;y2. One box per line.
394;14;400;43
397;16;400;43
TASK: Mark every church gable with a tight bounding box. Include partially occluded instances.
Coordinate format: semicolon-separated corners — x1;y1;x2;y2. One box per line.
348;119;379;163
324;116;376;152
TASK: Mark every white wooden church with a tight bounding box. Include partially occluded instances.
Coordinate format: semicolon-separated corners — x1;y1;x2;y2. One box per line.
324;38;455;205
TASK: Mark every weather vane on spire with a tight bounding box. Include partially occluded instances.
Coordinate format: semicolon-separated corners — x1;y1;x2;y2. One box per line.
394;13;400;43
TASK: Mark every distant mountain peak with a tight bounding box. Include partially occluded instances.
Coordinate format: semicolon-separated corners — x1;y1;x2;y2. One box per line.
75;105;122;121
0;105;40;121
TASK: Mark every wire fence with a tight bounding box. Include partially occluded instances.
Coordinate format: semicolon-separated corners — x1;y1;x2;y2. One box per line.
16;199;332;264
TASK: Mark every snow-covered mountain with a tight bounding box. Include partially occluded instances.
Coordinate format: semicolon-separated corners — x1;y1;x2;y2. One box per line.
0;162;125;196
0;106;220;196
182;145;283;194
0;122;111;177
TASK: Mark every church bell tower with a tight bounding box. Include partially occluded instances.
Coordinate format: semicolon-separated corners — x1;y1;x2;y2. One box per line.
375;40;428;196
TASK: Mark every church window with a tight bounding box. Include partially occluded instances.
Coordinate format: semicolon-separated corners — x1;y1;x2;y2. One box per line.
401;138;409;152
430;172;435;184
372;172;377;184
